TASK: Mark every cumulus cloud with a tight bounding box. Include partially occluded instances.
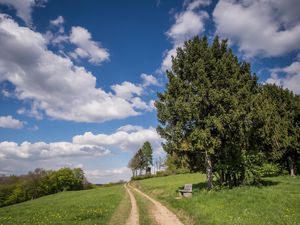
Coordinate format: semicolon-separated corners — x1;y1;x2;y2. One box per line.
111;81;143;100
213;0;300;58
161;0;210;72
0;14;153;123
0;125;164;160
266;61;300;94
130;97;154;111
141;73;159;87
73;126;164;153
0;0;46;26
69;26;109;64
0;141;110;160
111;78;157;111
86;167;131;183
0;115;23;129
0;125;164;182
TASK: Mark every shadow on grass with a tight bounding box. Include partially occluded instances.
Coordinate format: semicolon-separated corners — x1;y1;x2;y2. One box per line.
176;179;280;193
254;179;280;188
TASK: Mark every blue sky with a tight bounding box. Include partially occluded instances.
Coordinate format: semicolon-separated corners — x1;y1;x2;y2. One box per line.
0;0;299;183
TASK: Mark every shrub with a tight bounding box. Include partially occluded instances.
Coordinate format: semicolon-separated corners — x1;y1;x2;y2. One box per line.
257;163;282;177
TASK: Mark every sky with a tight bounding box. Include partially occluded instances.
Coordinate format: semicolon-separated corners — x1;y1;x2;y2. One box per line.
0;0;299;183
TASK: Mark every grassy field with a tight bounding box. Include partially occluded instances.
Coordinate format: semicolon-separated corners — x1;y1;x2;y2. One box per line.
133;173;300;225
0;185;125;225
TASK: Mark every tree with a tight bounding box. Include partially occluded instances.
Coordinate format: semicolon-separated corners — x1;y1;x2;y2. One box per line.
128;153;140;177
156;36;260;189
260;84;300;176
128;141;154;176
141;141;153;174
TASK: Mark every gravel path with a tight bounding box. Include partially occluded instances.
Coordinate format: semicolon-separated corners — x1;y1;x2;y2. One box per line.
125;184;139;225
128;183;184;225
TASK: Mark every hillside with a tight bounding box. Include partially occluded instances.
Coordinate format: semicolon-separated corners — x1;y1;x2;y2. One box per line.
132;173;300;225
1;174;300;225
0;185;126;225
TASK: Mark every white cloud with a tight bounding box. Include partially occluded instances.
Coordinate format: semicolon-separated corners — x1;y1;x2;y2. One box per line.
0;141;110;160
50;15;64;27
0;0;46;26
131;97;154;111
161;48;177;73
49;15;64;34
0;125;164;160
167;10;209;45
0;115;23;129
141;73;159;87
69;26;109;64
161;0;210;72
111;81;143;100
213;0;300;58
111;79;156;111
73;126;164;153
0;125;164;182
86;167;131;183
0;14;149;123
266;61;300;94
184;0;211;10
117;124;144;132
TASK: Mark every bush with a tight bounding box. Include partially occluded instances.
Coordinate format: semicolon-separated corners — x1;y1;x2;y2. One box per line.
257;163;282;177
131;170;180;181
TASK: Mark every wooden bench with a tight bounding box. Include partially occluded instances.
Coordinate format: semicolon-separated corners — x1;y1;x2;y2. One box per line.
178;184;192;197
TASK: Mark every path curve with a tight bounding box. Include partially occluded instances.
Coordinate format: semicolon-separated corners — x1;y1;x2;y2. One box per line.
125;184;139;225
128;184;184;225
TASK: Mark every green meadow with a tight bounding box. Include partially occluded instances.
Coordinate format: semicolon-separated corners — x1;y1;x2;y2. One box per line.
1;174;300;225
0;185;125;225
133;173;300;225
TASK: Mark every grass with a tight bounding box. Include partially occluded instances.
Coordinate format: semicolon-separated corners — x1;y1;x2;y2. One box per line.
108;185;131;225
0;185;125;225
133;173;300;225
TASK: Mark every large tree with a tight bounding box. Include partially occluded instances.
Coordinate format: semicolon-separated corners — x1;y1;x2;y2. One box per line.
155;36;260;189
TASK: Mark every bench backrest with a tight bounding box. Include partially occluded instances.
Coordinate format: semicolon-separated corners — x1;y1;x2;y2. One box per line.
184;184;192;191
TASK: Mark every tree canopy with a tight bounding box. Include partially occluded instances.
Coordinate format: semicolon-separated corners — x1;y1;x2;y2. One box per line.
128;141;153;176
155;36;300;189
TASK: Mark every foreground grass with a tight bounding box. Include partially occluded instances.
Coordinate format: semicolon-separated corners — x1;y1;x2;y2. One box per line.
134;173;300;225
0;185;125;225
108;185;131;225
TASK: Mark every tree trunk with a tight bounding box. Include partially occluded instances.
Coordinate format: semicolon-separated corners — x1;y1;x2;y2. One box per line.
288;156;296;176
206;151;213;190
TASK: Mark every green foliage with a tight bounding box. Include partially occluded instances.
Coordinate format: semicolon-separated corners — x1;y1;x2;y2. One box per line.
260;84;300;175
156;36;260;186
0;185;124;225
134;173;300;225
155;35;300;188
128;141;154;176
0;167;91;207
257;163;282;177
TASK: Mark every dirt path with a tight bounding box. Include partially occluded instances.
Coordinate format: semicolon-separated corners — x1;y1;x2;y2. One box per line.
128;184;184;225
125;184;139;225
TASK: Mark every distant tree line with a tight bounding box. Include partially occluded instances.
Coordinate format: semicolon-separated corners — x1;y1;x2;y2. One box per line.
155;36;300;189
0;167;92;207
128;141;153;176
